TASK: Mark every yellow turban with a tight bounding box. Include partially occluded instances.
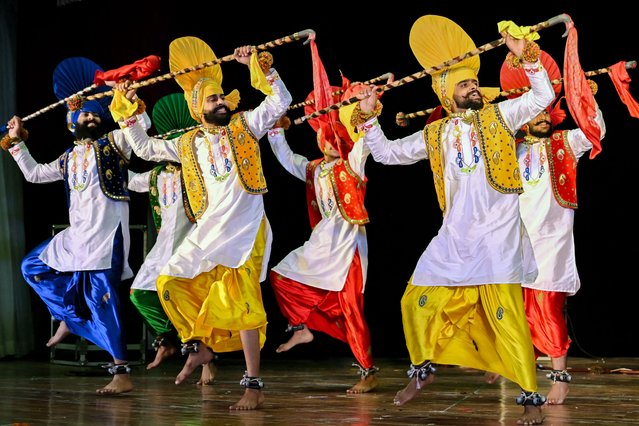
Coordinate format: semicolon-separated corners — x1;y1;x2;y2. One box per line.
431;67;478;111
187;78;240;122
409;15;482;114
169;36;241;123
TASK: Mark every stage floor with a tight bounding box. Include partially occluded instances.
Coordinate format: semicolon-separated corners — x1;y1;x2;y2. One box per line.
1;355;638;425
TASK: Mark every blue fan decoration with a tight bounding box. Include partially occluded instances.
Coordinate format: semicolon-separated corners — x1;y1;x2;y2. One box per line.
52;57;111;112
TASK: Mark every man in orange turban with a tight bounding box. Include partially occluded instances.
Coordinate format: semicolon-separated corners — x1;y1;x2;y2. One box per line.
499;50;606;405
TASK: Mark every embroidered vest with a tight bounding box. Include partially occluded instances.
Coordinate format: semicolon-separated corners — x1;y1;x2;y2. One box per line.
425;105;522;213
178;112;266;221
149;163;186;231
541;130;578;209
305;158;369;229
59;133;130;207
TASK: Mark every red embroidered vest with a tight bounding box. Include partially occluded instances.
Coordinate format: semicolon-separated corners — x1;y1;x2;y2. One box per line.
545;130;578;209
305;158;369;229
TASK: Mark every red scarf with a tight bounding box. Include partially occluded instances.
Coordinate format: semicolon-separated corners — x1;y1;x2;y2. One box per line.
608;61;639;119
563;23;602;159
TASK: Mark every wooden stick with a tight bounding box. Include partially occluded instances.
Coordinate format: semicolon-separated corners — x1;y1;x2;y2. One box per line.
287;72;394;110
293;14;572;125
156;124;202;140
87;29;316;101
396;60;636;126
1;29;316;135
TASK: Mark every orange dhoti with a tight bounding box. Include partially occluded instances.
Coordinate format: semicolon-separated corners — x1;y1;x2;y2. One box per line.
269;251;374;369
523;288;570;359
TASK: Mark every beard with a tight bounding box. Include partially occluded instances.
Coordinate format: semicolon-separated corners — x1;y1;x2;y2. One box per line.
202;105;232;126
528;121;552;138
74;121;105;140
454;91;484;111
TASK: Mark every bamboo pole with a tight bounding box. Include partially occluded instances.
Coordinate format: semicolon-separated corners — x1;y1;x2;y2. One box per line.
293;14;572;126
287;72;394;110
395;60;636;126
1;29;316;135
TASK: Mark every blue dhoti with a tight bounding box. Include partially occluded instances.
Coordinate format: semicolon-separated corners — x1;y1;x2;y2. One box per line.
21;226;128;360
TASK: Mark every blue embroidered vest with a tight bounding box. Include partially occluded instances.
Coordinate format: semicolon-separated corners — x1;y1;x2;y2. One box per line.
58;133;130;206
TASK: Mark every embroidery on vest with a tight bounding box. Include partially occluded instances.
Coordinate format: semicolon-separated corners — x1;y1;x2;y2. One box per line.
178;129;207;221
60;134;130;205
546;130;578;209
475;106;522;194
306;159;369;227
228;113;267;194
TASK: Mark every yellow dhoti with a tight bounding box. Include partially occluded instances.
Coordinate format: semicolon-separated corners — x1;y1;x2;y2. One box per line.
401;282;537;392
156;219;268;353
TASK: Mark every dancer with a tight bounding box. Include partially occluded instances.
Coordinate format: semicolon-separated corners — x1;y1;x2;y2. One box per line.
110;39;292;409
355;16;556;424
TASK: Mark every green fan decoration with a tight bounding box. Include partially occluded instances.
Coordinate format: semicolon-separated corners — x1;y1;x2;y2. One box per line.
152;93;199;139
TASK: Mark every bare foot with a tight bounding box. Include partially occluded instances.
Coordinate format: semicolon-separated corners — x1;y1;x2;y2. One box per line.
517;405;544;424
484;371;501;384
229;388;264;410
347;374;378;394
147;343;177;370
545;381;569;405
96;374;134;395
175;346;213;385
276;327;314;353
47;321;71;347
197;362;218;386
393;373;435;406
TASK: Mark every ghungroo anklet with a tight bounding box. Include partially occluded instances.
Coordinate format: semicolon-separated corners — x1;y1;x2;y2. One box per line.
515;391;546;406
239;371;264;390
181;340;200;355
152;332;179;351
102;362;131;375
285;323;305;333
352;363;379;379
406;361;436;389
407;361;436;380
546;369;572;383
152;335;168;351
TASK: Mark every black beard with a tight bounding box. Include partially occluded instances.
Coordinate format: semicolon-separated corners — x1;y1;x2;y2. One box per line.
74;121;105;140
528;122;552;138
202;107;231;126
455;94;484;111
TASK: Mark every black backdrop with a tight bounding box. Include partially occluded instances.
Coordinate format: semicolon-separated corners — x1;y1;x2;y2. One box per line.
13;0;639;360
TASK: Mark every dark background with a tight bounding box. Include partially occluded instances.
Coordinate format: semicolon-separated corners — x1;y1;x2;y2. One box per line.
11;1;638;361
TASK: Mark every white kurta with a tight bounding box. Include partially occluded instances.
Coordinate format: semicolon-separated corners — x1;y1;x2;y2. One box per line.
128;168;195;291
364;62;556;287
9;116;150;280
267;128;370;292
123;69;292;281
518;107;605;295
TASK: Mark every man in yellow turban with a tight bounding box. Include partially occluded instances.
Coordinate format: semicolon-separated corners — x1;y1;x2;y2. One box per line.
354;16;555;425
110;40;292;410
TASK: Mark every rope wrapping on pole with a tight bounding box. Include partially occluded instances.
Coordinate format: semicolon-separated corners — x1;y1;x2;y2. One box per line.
396;60;636;126
287;72;394;110
86;29;316;101
1;29;316;135
293;13;572;126
20;84;99;124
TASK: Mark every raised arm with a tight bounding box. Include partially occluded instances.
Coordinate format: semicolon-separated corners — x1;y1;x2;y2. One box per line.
236;47;293;139
267;126;308;181
2;116;62;183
